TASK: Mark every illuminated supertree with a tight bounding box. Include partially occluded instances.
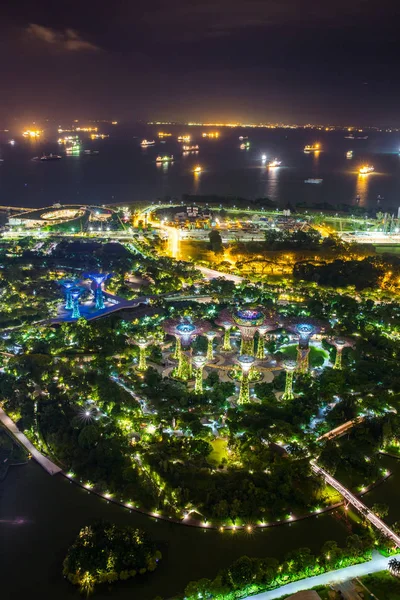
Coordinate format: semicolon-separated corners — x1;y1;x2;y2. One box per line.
59;280;78;310
128;336;153;371
192;354;207;394
281;359;297;400
237;354;255;404
215;317;234;351
70;287;84;319
284;317;328;373
327;337;354;370
205;330;220;361
218;306;279;356
84;272;113;310
256;325;270;359
162;317;211;380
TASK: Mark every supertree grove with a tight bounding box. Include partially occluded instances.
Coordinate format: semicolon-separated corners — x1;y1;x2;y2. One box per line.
215;317;234;351
284;317;328;373
162;317;211;380
70;287;84;319
237;354;255;404
327;337;354;370
84;272;113;310
281;359;297;400
192;354;207;394
59;280;78;310
218;306;279;356
128;335;153;371
205;330;219;361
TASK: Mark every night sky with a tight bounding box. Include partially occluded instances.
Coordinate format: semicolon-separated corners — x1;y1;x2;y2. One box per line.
1;0;399;125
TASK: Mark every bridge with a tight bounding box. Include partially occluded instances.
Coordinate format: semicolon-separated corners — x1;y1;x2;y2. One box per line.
0;407;61;475
311;461;400;547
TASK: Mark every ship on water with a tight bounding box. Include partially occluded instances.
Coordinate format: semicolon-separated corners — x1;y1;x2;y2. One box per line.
346;150;353;159
240;141;250;149
33;153;62;161
304;143;321;152
268;159;281;167
140;139;155;146
182;145;199;151
304;178;323;184
84;150;99;155
156;155;174;163
359;165;374;174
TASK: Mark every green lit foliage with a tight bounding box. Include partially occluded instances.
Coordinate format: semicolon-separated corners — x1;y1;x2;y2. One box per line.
63;521;161;593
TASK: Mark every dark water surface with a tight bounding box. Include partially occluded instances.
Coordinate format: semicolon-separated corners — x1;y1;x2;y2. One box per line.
1;125;400;210
0;462;347;600
2;457;400;598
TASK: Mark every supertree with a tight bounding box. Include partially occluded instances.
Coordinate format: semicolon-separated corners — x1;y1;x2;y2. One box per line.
59;280;78;310
326;337;354;370
284;317;328;373
84;272;113;310
205;330;220;361
128;335;153;371
281;359;297;400
237;354;255;404
215;317;234;351
192;354;207;394
218;306;279;356
70;287;84;319
256;325;270;359
162;317;211;380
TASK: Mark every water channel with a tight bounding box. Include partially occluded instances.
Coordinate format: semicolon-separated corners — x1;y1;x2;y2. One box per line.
1;453;399;600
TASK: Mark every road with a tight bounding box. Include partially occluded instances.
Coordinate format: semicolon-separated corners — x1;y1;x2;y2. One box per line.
0;407;61;475
197;265;245;283
245;551;395;600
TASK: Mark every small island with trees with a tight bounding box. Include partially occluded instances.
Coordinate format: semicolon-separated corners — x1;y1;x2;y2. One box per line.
63;520;162;595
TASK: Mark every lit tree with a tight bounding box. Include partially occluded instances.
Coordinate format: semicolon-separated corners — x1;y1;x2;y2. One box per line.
59;280;78;310
237;354;255;404
129;335;153;371
84;272;113;310
70;287;84;319
326;337;354;370
281;359;297;400
218;306;278;357
192;354;207;394
284;317;328;373
205;330;219;361
162;317;211;381
215;318;233;351
256;325;270;359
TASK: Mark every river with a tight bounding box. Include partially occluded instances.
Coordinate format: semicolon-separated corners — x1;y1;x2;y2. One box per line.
1;456;399;599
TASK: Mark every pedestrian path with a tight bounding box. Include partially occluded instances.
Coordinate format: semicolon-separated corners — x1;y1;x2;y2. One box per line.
245;551;395;600
0;407;61;475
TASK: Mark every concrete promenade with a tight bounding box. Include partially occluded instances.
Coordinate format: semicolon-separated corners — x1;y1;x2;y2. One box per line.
246;552;395;600
0;407;61;475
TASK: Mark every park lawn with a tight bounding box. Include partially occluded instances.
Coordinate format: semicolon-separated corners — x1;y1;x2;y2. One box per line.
360;571;400;599
279;344;328;368
207;438;228;466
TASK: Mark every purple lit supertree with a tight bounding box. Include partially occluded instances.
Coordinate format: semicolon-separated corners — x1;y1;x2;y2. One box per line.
162;317;211;380
84;272;113;310
59;279;78;310
218;306;279;356
326;336;354;370
284;317;329;373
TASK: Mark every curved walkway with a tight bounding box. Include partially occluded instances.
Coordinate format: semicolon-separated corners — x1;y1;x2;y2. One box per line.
245;551;396;600
0;408;61;475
